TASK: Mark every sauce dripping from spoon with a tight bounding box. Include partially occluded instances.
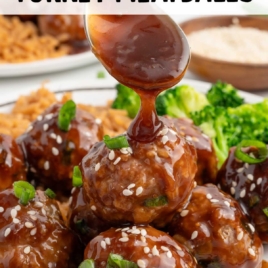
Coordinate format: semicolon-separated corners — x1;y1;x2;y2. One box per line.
86;15;190;142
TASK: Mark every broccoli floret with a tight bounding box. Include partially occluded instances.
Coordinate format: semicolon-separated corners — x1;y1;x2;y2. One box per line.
111;84;140;119
156;85;209;118
207;81;244;108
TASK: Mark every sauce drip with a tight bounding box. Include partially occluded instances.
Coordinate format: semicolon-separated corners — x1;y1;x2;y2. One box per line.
87;15;190;142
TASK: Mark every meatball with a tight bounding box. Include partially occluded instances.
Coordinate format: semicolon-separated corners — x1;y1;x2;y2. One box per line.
0;188;77;267
0;134;26;191
84;225;197;268
163;117;217;185
169;184;263;268
18;103;103;196
38;15;87;43
68;187;112;246
217;146;268;243
82;124;197;228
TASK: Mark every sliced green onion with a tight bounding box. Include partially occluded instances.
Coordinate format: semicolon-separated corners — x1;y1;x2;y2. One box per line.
235;140;268;164
79;259;95;268
75;219;89;235
97;71;105;79
13;181;36;206
58;100;76;132
45;188;56;199
249;195;260;208
263;207;268;218
103;135;129;150
107;253;138;268
144;196;168;207
73;166;83;187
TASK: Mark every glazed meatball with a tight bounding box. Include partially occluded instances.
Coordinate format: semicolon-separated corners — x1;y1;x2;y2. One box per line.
164;117;217;185
217;146;268;243
38;15;87;43
18;103;103;196
169;184;263;268
0;134;26;191
82;124;197;228
68;187;112;245
84;225;197;268
0;188;77;267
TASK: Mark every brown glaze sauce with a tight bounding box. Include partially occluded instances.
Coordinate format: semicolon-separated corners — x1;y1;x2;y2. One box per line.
87;15;190;142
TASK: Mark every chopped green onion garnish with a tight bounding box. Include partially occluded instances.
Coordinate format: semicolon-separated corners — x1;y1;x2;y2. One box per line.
97;71;105;79
73;166;83;187
235;140;268;164
249;195;260;208
13;181;35;206
75;219;89;235
103;135;129;150
144;196;168;207
79;259;95;268
45;188;56;199
263;207;268;218
107;253;138;268
58;100;76;132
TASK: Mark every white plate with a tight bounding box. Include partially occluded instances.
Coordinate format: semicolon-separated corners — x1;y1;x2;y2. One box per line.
0;51;98;78
0;78;267;261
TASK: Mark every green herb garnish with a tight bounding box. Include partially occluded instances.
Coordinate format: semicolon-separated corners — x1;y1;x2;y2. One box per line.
45;188;56;199
103;135;129;150
249;195;260;208
97;71;105;79
75;219;89;235
107;253;138;268
13;181;36;206
79;259;95;268
73;166;83;187
263;207;268;218
144;196;168;207
58;100;76;132
235;140;268;164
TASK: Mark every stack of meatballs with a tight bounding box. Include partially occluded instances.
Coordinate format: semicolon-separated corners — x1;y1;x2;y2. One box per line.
0;99;265;267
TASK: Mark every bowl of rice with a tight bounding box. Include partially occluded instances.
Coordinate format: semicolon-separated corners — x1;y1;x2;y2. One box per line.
180;15;268;91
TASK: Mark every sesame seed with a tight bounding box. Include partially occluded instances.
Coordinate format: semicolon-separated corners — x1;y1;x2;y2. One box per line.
202;133;209;139
248;223;255;233
11;209;17;218
95;118;102;124
161;246;169;251
257;177;262;185
191;230;198;240
95;163;100;172
30;167;37;173
35;202;43;208
44;161;50;170
247;174;254;181
244;163;249;169
27;125;33;132
210;199;219;203
161;135;169;145
131;229;141;235
141;236;146;243
144;247;150;254
237;231;244;241
186;136;193;142
27;211;36;215
50;133;57;139
120;148;129;155
232;181;237;187
68;197;73;205
15;205;21;211
194;181;197;188
115;228;122;232
240;189;246;198
177;250;185;258
91;205;96;211
43;124;49;131
137;259;146;268
119;237;129;242
250;183;256;192
0;207;4;213
123;189;133;196
71;187;76;194
24;246;31;254
25;222;34;228
218;184;221;189
121;232;128;237
231;187;235;195
37;115;43;121
105;238;111;245
236;167;244;173
52;147;59;156
30;216;37;221
152;246;159;256
127;147;133;154
169;129;177;135
206;194;212;200
180;210;189;217
127;183;136;189
114;157;121;165
108;150;115;160
122;227;130;231
41;208;46;216
166;251;172;258
136;187;143;196
30;228;37;236
45;113;54;120
100;240;106;249
141;229;147;236
224;201;230;207
56;135;62;144
248;248;255;257
13;218;20;224
4;228;11;237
